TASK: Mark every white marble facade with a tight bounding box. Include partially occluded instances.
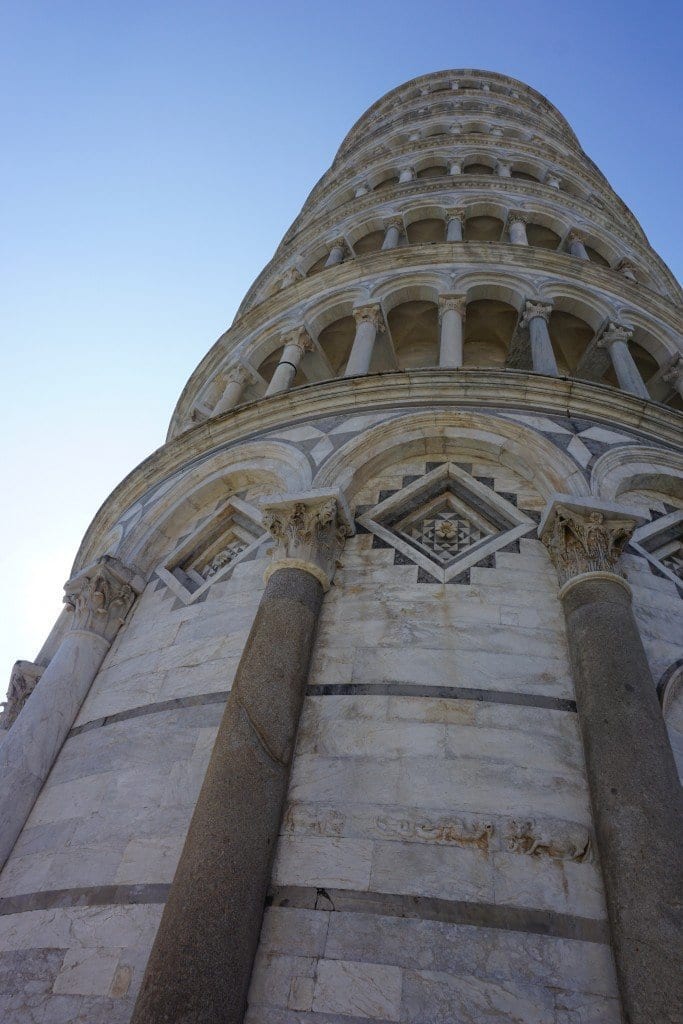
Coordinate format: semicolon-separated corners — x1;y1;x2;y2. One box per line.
1;70;682;1023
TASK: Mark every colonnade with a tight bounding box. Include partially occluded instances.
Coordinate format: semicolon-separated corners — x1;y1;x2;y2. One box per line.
212;295;659;414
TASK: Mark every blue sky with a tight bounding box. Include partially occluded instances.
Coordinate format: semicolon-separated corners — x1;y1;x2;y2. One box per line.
1;0;681;684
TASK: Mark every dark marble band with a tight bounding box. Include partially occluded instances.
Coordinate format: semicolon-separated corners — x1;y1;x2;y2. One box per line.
268;885;610;944
307;682;577;712
68;692;231;737
0;883;170;917
68;683;575;740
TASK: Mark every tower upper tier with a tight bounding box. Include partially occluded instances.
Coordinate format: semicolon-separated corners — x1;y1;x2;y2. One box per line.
168;69;682;439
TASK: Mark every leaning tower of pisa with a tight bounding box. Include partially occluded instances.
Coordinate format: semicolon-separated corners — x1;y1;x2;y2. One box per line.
1;69;682;1024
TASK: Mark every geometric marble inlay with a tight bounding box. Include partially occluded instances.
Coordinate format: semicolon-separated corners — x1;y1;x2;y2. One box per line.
358;462;536;582
631;509;683;591
156;495;266;604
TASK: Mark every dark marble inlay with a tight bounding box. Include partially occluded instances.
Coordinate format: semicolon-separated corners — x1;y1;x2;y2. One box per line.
0;883;170;917
69;691;230;737
267;886;610;944
307;682;577;712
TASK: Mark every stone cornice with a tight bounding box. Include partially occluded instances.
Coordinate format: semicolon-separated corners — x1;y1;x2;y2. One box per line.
76;370;682;576
185;244;683;421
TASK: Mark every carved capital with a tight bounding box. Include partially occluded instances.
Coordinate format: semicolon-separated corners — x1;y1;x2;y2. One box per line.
507;211;527;226
520;300;552;328
353;303;385;333
567;229;585;244
63;556;140;642
384;217;404;232
282;326;314;356
329;238;348;254
662;354;682;385
539;497;645;587
438;293;467;321
0;661;44;730
225;364;251;386
262;491;354;591
597;321;633;349
616;258;637;277
279;266;303;288
445;207;466;222
545;173;562;187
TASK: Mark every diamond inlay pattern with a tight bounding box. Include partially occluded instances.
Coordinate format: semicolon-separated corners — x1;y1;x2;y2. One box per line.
400;502;494;567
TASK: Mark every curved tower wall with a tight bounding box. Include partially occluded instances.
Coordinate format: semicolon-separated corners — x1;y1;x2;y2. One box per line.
0;70;682;1024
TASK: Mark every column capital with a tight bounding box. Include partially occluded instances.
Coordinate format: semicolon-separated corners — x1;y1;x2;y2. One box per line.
353;303;385;332
225;364;252;386
567;229;585;243
279;266;303;289
328;237;348;254
520;299;552;328
0;661;44;731
63;556;142;642
615;258;637;277
262;491;354;591
496;160;512;172
444;206;466;222
281;326;314;355
597;321;634;348
545;172;562;187
662;353;682;385
507;210;527;227
384;216;404;232
438;293;467;320
539;496;646;588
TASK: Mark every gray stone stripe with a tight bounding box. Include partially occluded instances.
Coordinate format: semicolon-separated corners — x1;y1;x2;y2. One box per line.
268;886;610;944
69;691;230;736
307;682;577;713
0;883;170;917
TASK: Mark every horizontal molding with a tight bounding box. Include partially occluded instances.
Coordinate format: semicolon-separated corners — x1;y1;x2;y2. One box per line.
268;885;610;944
0;883;170;917
307;682;576;713
69;691;229;737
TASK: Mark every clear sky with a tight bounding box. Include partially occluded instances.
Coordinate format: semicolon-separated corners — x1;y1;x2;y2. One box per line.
1;0;681;689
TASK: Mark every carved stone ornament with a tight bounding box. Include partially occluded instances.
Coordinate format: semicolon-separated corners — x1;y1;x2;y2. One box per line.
567;229;586;243
662;355;682;385
282;326;315;356
63;555;140;641
596;321;633;349
225;364;251;387
520;300;552;329
539;497;646;587
438;293;467;320
507;211;527;226
0;661;44;730
353;303;385;333
445;206;466;221
279;266;303;288
261;491;354;591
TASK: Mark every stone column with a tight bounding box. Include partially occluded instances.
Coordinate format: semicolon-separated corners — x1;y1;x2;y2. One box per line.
324;238;347;268
0;557;139;869
344;304;385;376
381;217;403;250
265;328;314;397
213;366;251;415
545;172;562;189
496;160;512;177
448;159;462;175
278;266;303;291
616;258;638;282
445;207;465;242
354;181;369;197
438;294;466;367
520;300;559;376
130;493;353;1024
490;126;504;138
508;212;528;245
540;497;683;1024
567;230;589;260
597;322;649;399
398;165;415;183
